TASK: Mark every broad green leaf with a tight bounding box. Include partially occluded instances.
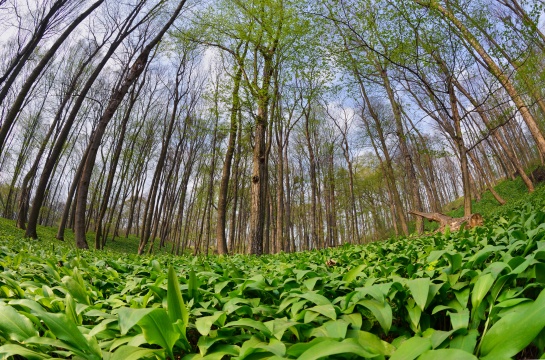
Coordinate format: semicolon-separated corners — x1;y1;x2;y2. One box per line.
151;259;161;273
138;308;179;358
309;319;349;338
406;299;422;331
471;273;494;314
196;311;227;336
448;309;469;331
62;275;90;305
407;278;430;311
0;344;48;360
390;336;432;360
450;329;478;353
306;304;337;320
341;313;363;330
188;269;199;301
286;338;330;358
117;307;154;335
184;344;239;360
295;292;331;306
264;317;299;340
348;330;395;356
25;335;93;359
303;277;320;291
0;304;38;342
444;253;463;274
423;328;455;349
224;318;272;337
343;264;367;283
357;299;392;334
88;318;117;337
167;266;189;332
65;293;80;326
418;349;478;360
34;309;101;359
298;338;377;360
111;345;159;360
480;288;545;359
253;338;286;357
238;336;265;358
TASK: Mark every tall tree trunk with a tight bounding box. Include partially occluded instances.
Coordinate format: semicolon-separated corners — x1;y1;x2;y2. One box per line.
216;53;244;255
94;81;143;249
249;55;274;255
378;64;423;234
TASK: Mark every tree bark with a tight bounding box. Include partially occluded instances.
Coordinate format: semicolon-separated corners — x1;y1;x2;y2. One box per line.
216;52;244;255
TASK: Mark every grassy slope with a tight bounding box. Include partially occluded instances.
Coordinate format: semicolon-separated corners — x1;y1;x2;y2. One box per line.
0;218;173;255
415;176;544;232
446;176;538;218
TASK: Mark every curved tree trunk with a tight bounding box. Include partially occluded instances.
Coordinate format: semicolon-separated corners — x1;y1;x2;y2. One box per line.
216;53;244;255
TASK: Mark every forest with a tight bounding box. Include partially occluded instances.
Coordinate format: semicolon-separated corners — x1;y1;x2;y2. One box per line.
0;0;544;256
3;1;545;359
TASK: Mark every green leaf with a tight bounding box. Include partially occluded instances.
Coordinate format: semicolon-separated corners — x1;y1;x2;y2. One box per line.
348;329;395;356
196;311;227;336
357;299;392;334
418;349;478;360
295;292;331;306
62;275;90;305
407;278;430;311
0;344;48;360
151;259;161;273
450;329;478;353
253;338;286;357
298;338;377;360
138;308;179;358
343;264;367;283
390;336;432;360
471;273;494;320
264;317;299;340
65;293;80;326
188;269;199;301
167;266;189;330
117;307;154;335
34;309;101;359
0;304;38;342
25;336;96;359
224;318;273;337
480;288;545;359
309;319;349;338
307;304;337;320
111;345;159;360
448;309;469;331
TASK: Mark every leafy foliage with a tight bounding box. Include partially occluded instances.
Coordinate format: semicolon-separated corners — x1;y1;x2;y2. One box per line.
2;202;545;358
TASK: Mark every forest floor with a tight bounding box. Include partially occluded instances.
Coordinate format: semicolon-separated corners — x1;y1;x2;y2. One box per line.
0;217;173;255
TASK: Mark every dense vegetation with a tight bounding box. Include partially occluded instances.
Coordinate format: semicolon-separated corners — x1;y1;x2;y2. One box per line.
1;0;545;254
0;182;543;358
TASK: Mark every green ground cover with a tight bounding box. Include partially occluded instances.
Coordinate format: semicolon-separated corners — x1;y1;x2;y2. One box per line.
0;192;545;358
0;176;544;359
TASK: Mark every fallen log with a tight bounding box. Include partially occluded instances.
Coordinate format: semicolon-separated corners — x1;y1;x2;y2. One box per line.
409;210;483;233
